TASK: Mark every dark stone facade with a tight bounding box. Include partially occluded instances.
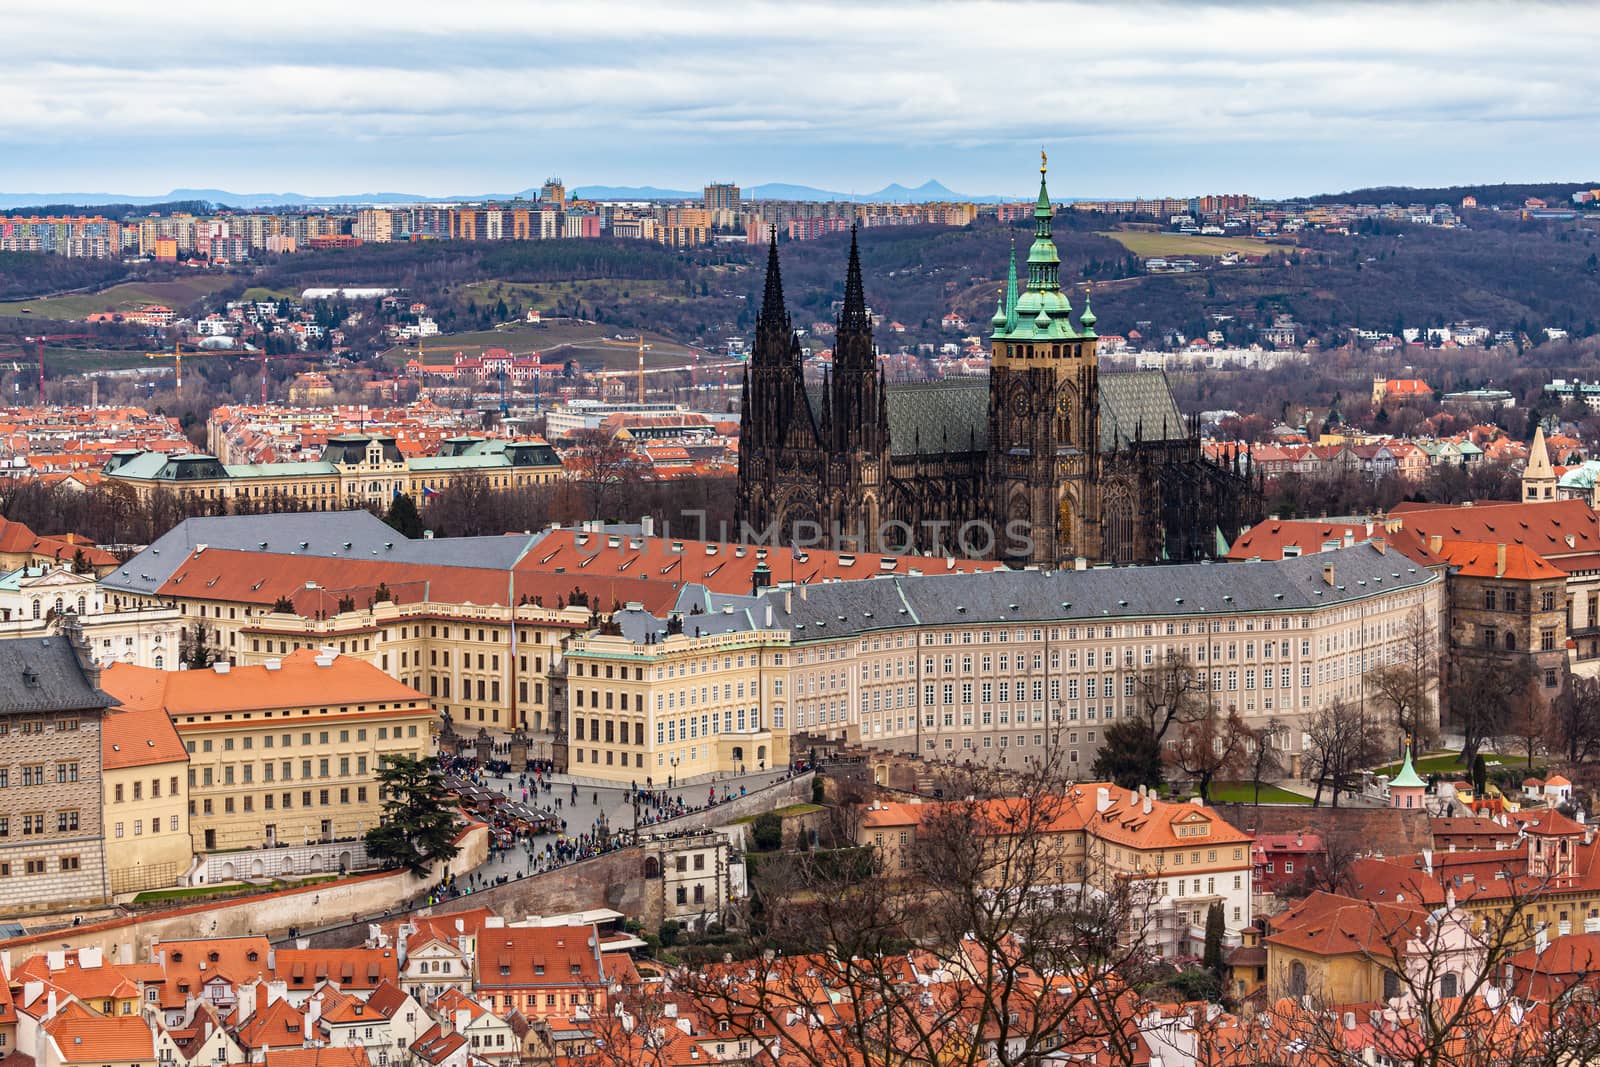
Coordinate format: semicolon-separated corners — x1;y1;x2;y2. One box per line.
737;179;1258;566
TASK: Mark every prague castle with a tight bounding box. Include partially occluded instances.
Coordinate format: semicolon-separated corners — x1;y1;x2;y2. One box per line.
737;158;1258;566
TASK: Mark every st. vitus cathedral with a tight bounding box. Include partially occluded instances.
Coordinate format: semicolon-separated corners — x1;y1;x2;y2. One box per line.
736;159;1259;566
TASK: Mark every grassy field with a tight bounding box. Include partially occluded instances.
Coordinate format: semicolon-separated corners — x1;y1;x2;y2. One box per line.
1096;228;1283;259
1203;782;1313;805
382;321;703;371
0;346;158;377
1374;752;1470;778
0;276;235;319
241;285;295;302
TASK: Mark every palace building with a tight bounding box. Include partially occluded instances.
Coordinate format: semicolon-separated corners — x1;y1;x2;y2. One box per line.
737;159;1258;566
102;435;562;511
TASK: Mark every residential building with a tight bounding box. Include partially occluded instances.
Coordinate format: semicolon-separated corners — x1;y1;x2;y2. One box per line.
99;651;434;854
100;701;190;894
1250;830;1324;894
0;634;114;916
857;784;1255;951
468;925;608;1022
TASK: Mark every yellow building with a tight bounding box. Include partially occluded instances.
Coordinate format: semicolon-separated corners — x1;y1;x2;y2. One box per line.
558;613;791;784
100;702;191;895
101;435;563;513
100;650;436;853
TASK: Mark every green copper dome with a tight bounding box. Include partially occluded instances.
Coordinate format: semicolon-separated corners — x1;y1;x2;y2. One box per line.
1389;745;1426;790
992;154;1083;343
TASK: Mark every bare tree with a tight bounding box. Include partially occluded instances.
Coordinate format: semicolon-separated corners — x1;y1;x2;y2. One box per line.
1246;718;1287;805
1369;606;1440;753
1130;651;1211;745
667;741;1158;1067
566;428;644;521
1551;673;1600;765
1167;706;1250;801
1451;656;1538;767
1304;699;1383;807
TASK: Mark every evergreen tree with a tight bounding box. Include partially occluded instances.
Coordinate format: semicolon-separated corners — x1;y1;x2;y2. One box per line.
1089;719;1165;790
1203;902;1226;975
364;755;460;875
270;596;295;613
186;623;212;669
1471;752;1488;797
383;493;425;539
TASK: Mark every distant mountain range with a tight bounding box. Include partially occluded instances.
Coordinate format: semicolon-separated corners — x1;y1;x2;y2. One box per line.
0;178;1021;210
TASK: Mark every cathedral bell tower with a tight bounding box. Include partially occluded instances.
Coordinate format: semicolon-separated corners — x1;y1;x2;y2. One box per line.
987;153;1101;565
737;229;823;539
822;225;891;545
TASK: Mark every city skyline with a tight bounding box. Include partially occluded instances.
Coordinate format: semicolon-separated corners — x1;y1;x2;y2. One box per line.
8;0;1600;201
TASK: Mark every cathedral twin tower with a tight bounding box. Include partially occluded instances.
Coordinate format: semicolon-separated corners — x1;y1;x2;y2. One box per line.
736;161;1257;567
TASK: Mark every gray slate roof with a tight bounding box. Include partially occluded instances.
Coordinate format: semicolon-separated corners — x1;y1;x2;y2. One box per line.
884;380;988;455
1099;371;1189;449
757;542;1434;643
0;637;113;714
103;511;402;596
808;371;1188;458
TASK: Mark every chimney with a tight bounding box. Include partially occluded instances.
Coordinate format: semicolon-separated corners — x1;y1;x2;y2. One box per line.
641;515;655;538
1142;794;1153;815
1496;543;1507;578
1096;787;1111;813
1422;849;1433;875
1323;563;1336;587
1372;536;1387;555
1343;1011;1356;1031
1429;534;1443;553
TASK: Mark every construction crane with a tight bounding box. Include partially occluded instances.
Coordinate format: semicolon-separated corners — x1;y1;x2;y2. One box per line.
23;333;94;402
144;341;216;391
596;336;652;403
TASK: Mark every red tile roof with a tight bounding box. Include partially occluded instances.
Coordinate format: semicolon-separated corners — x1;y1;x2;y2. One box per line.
103;650;425;719
1432;539;1564;580
1388;500;1600;559
43;1001;155;1063
101;703;188;771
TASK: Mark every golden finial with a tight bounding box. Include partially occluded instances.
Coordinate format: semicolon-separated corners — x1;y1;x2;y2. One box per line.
1085;279;1093;295
1040;148;1048;174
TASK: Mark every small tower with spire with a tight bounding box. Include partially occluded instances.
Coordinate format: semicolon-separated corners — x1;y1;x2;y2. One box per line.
1523;425;1557;503
1387;744;1428;810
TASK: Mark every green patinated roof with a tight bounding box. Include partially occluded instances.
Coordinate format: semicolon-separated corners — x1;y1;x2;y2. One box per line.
1389;746;1426;790
1560;460;1600;489
994;163;1081;342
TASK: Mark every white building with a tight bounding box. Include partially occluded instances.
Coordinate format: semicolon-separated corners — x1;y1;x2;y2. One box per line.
0;565;182;668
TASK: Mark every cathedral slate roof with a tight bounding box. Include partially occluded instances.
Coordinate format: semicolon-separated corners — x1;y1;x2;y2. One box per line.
1099;371;1189;449
864;371;1189;459
883;380;988;454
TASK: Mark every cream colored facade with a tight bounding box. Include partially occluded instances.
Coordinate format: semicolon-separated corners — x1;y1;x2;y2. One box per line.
778;543;1445;773
560;626;791;784
232;602;592;735
101;745;190;896
101;654;437;854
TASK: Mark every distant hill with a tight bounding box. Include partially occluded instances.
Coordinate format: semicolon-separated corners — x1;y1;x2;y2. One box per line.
1308;181;1600;209
569;185;700;201
0;178;1024;211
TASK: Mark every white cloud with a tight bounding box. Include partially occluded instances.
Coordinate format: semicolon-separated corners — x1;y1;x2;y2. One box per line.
5;0;1599;194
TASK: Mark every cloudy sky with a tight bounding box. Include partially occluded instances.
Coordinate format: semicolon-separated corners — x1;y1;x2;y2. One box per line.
5;0;1597;199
